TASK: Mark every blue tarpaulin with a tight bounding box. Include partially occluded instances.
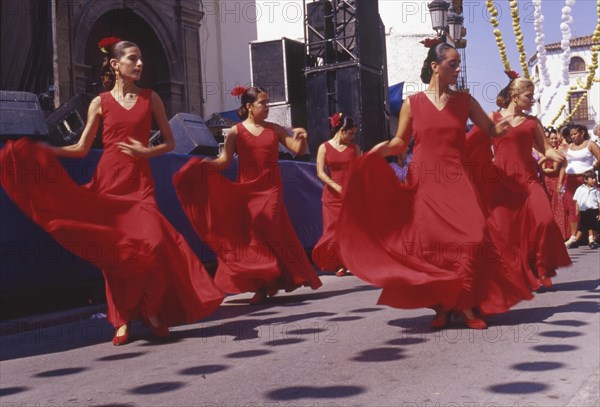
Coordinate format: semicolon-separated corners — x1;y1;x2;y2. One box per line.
389;82;404;116
0;150;324;292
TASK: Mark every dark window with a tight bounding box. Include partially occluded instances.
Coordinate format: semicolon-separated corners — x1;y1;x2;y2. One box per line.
569;57;586;72
569;91;588;121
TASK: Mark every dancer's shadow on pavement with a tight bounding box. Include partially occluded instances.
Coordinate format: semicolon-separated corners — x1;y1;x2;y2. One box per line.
201;284;378;323
181;311;337;343
386;278;599;334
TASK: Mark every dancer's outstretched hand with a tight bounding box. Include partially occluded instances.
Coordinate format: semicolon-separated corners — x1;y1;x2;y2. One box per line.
495;115;513;135
117;137;150;158
292;127;308;142
370;141;391;157
545;147;566;163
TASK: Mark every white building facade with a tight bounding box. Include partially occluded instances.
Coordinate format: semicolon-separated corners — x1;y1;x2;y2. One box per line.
529;35;599;131
200;1;258;118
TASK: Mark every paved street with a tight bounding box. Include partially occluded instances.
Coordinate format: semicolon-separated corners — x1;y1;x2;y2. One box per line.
0;247;598;407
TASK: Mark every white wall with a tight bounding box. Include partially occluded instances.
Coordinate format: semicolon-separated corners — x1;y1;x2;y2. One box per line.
379;0;435;36
200;1;258;118
534;47;599;130
383;0;434;90
256;0;304;40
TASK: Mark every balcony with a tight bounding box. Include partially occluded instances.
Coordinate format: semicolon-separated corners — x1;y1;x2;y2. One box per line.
570;106;597;124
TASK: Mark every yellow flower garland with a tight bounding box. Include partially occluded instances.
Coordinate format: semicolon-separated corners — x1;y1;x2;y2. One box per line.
509;0;530;79
549;106;565;127
485;0;511;72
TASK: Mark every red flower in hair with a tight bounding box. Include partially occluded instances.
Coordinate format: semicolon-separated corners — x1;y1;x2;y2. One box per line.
420;37;443;48
505;70;520;80
97;37;122;53
231;86;248;97
329;112;343;128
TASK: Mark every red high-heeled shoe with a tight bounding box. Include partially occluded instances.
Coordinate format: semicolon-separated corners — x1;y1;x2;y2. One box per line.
150;324;169;338
336;267;348;277
146;317;169;338
112;323;130;346
430;311;450;329
249;288;267;305
539;275;553;289
460;312;487;330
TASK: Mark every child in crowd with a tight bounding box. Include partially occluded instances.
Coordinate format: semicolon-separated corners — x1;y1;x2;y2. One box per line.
573;170;600;249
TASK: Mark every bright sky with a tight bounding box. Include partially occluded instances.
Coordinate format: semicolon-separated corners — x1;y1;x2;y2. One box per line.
256;0;599;114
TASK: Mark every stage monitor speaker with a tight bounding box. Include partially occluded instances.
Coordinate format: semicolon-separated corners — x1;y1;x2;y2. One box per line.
267;103;310;161
152;113;218;156
268;103;307;129
0;91;48;140
44;93;100;147
306;0;335;62
250;38;306;104
306;63;389;160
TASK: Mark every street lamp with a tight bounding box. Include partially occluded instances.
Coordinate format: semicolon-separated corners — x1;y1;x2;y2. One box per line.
426;1;468;90
428;0;450;36
447;13;464;43
427;1;465;48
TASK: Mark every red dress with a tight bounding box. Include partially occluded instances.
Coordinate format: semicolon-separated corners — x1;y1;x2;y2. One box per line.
173;123;322;295
312;142;357;271
0;90;224;327
484;113;571;289
542;160;570;240
337;92;531;314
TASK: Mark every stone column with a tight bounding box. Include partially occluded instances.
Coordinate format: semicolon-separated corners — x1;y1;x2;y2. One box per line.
178;0;205;116
52;0;74;105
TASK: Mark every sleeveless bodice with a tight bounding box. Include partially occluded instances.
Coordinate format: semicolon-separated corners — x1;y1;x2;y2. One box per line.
407;91;471;186
492;113;539;183
100;90;152;149
322;141;357;203
235;123;281;187
88;89;154;199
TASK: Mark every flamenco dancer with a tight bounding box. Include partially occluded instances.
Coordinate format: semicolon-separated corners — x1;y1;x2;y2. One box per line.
539;127;570;240
467;75;570;291
336;42;533;330
174;86;322;305
312;113;361;276
0;37;224;345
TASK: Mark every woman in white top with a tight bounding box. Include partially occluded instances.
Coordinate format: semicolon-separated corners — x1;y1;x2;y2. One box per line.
560;124;600;247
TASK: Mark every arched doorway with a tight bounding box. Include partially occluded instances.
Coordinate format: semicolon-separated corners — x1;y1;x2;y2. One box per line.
83;9;169;100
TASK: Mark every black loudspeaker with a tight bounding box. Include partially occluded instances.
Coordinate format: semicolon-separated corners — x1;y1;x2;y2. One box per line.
306;63;388;159
250;38;306;104
45;93;98;146
334;0;356;59
151;113;218;156
0;91;48;140
353;0;384;70
306;0;334;62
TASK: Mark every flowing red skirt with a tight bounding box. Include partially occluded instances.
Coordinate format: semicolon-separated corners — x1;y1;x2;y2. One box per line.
174;158;322;294
337;153;532;315
312;201;344;271
0;139;224;327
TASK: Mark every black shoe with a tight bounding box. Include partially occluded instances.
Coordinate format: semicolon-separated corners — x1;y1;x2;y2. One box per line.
589;242;599;250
